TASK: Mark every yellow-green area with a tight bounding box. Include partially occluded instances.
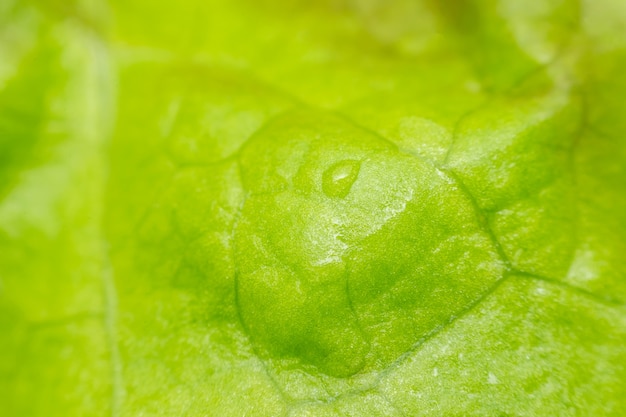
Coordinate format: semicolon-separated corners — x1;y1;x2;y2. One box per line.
1;0;626;416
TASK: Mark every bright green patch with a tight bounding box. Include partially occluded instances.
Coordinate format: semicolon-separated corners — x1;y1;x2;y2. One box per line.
1;0;626;416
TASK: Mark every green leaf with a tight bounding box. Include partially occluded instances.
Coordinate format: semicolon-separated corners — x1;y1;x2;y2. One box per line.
2;0;626;416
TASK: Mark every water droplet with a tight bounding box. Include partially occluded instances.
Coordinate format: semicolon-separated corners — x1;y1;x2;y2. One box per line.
322;160;360;198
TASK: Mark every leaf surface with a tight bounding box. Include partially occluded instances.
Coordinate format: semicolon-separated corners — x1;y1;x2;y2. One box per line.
1;0;626;416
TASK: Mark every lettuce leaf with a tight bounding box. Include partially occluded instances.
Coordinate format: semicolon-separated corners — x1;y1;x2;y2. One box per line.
2;0;626;415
